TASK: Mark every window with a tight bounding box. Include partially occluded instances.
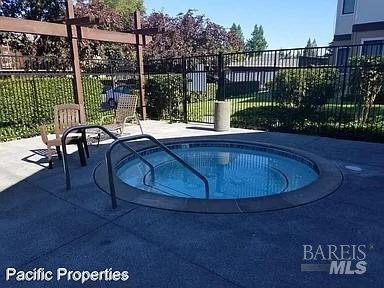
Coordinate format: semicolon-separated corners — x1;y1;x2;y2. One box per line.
342;0;355;14
362;40;384;56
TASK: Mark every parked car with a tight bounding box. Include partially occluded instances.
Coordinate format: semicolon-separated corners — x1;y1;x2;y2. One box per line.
100;85;112;104
105;84;135;108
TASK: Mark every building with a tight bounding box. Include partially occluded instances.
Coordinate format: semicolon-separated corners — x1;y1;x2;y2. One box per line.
333;0;384;55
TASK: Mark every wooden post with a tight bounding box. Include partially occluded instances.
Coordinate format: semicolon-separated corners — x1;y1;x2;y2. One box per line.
0;8;160;114
65;0;84;106
134;11;147;120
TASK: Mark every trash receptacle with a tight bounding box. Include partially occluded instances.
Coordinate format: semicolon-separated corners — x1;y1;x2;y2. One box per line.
214;101;231;131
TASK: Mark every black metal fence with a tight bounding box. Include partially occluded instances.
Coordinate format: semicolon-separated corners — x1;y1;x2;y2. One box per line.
0;55;137;141
1;44;384;142
145;44;384;142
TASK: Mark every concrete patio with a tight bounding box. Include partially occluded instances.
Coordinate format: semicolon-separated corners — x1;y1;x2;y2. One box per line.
0;120;383;287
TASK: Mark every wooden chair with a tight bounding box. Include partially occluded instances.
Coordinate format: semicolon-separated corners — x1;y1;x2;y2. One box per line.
40;104;88;169
98;94;143;144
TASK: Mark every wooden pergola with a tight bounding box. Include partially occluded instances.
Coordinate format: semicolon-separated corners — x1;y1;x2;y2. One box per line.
0;0;161;119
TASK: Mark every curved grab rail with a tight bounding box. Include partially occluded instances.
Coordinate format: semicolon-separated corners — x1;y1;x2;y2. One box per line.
61;125;153;190
106;134;210;209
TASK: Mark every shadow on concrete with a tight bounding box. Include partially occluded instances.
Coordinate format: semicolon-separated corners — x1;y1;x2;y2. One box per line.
186;126;216;132
1;131;384;287
21;149;57;168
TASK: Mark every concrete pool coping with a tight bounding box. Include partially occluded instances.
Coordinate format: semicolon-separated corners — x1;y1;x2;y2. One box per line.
1;121;383;287
94;139;343;213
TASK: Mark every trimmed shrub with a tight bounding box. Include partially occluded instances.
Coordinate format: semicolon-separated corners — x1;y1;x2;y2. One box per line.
146;74;184;120
271;68;339;114
349;56;384;123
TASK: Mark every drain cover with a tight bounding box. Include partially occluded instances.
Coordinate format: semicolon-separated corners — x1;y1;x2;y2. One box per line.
345;165;362;172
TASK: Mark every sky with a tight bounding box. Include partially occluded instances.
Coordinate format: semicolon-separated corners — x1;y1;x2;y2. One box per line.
144;0;338;49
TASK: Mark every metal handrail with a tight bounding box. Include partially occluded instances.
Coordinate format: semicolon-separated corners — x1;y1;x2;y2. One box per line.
106;134;210;208
61;124;153;190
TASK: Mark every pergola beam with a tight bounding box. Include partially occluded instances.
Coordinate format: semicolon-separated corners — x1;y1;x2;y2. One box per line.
80;27;151;45
65;15;101;26
128;27;165;35
0;16;152;45
0;17;68;37
0;0;160;120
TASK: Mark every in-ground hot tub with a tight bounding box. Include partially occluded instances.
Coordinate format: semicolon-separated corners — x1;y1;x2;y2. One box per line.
94;140;342;213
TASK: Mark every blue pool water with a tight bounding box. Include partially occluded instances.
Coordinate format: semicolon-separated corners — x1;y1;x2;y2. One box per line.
117;144;319;199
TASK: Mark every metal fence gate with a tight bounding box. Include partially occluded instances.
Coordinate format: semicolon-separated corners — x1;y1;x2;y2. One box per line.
145;44;384;142
1;43;384;142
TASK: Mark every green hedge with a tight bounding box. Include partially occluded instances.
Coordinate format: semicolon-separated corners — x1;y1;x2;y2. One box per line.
269;68;340;119
0;76;105;141
231;105;384;142
146;74;184;120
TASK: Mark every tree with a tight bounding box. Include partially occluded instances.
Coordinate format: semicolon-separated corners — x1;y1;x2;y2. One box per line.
246;25;268;52
230;23;244;43
1;2;247;61
305;38;312;48
0;0;68;57
144;10;243;59
0;0;136;62
228;23;245;52
103;0;143;14
303;38;318;57
75;0;134;61
103;0;143;25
